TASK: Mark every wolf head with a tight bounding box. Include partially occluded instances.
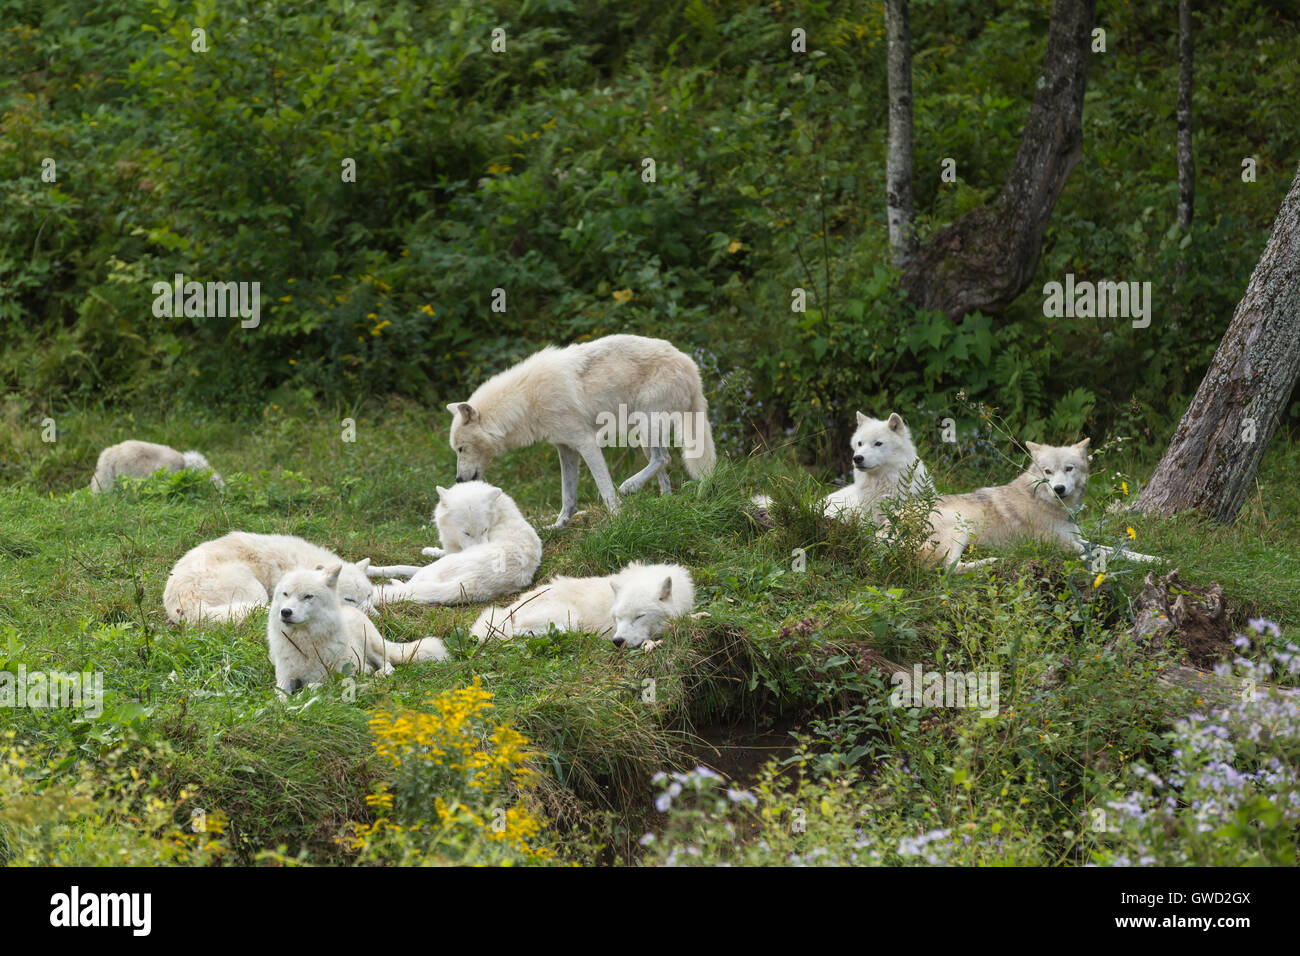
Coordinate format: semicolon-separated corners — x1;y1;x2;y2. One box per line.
849;412;916;473
1024;439;1091;508
446;402;504;483
435;481;505;550
273;564;343;627
182;450;224;489
609;564;695;649
336;559;374;612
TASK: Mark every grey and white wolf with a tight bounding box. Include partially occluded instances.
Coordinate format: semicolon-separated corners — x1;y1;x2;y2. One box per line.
91;440;223;492
754;411;933;523
470;562;695;649
924;439;1160;571
163;531;373;623
267;564;447;694
366;481;542;605
445;334;716;527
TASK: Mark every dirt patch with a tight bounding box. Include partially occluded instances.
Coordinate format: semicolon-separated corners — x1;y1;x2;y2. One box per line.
686;718;801;785
1125;569;1234;668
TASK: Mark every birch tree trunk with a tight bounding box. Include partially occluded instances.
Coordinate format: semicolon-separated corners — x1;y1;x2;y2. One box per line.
1137;163;1300;522
884;0;916;270
900;0;1096;320
1177;0;1195;230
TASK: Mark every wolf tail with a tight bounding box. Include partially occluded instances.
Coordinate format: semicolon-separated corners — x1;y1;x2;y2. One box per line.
683;383;716;480
382;635;449;663
373;579;472;606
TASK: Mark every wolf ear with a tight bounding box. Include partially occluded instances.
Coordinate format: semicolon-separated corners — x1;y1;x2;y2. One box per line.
322;564;342;588
436;485;449;500
855;411;869;427
658;576;673;602
609;581;619;597
446;402;476;424
355;558;371;572
1025;441;1043;455
1073;437;1091;451
887;412;904;433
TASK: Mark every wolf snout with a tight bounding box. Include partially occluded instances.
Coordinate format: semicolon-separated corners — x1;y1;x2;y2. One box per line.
852;454;865;467
1053;484;1067;497
612;637;626;648
280;607;294;621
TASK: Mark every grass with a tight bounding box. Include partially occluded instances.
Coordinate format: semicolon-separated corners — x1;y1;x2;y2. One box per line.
0;394;1297;864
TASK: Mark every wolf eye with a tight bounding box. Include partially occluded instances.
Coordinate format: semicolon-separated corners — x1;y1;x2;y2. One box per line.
1065;466;1073;472
1044;469;1053;475
873;440;883;447
303;594;314;600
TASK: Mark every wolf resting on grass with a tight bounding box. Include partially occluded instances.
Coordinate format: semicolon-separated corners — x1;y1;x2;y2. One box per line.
366;481;542;606
445;334;716;528
91;440;224;493
471;562;695;649
267;565;447;694
163;531;374;623
925;438;1161;572
754;411;933;523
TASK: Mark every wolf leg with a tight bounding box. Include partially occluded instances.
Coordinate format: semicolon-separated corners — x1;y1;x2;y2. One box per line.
554;443;582;527
366;564;424;578
576;437;620;514
619;445;669;495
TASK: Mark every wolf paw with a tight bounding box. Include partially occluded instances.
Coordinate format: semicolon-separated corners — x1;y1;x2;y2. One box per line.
421;547;445;559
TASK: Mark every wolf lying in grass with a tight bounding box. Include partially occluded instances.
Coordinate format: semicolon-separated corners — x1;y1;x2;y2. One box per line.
445;333;716;528
471;562;695;649
367;481;542;606
754;411;933;523
91;439;224;493
267;565;447;694
925;438;1161;572
164;531;373;623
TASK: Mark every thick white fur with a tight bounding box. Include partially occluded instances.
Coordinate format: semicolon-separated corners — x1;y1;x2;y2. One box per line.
471;562;695;649
368;481;542;606
267;565;447;694
91;440;224;492
754;411;933;522
445;334;716;527
925;438;1161;572
163;531;373;623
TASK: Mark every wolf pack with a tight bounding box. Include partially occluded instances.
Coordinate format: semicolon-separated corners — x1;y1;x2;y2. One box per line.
89;333;1158;695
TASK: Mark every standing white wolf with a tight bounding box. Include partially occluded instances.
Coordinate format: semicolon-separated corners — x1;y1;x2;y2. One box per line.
471;562;695;649
924;438;1160;571
267;564;447;694
754;411;933;523
91;440;224;493
163;531;374;623
445;334;716;527
366;481;542;606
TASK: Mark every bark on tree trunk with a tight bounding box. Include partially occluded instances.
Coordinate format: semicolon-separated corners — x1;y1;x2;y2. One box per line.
884;0;916;270
1137;163;1300;522
1177;0;1195;230
900;0;1096;320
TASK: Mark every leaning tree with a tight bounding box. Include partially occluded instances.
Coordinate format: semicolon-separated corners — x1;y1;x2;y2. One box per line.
1137;162;1300;522
900;0;1096;319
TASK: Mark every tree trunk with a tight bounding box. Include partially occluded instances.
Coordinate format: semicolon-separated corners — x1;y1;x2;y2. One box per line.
1137;163;1300;522
1177;0;1194;230
900;0;1096;319
884;0;916;270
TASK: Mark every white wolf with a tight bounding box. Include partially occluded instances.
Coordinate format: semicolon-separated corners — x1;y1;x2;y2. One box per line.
924;439;1161;571
471;562;695;649
754;411;933;523
367;481;542;606
267;564;447;694
445;334;716;528
91;440;224;493
163;531;374;623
